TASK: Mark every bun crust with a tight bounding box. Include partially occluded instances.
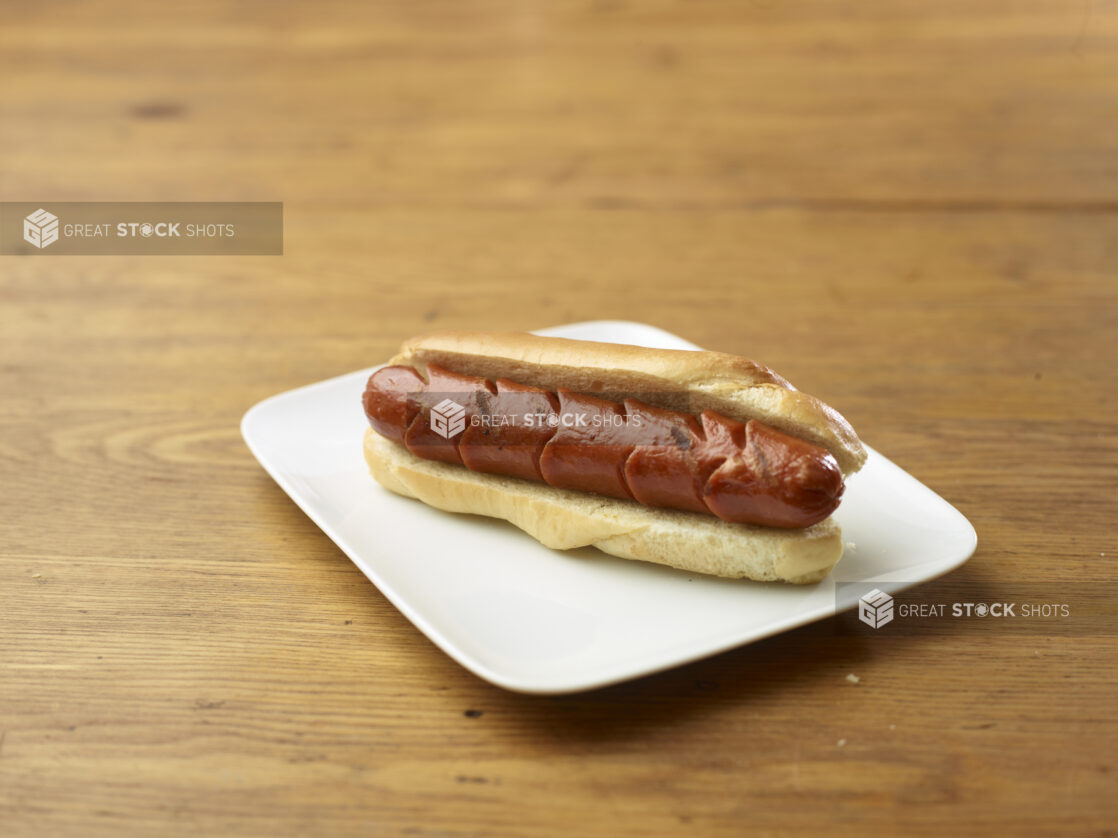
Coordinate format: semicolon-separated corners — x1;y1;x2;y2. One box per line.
365;429;843;584
389;331;866;476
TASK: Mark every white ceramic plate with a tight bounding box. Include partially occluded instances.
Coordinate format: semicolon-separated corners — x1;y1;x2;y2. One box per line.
242;321;976;693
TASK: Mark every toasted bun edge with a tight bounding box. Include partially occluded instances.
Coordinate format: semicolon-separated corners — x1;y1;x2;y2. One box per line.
387;330;866;476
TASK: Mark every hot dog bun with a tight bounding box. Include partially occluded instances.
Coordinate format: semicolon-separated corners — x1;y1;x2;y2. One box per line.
364;331;865;583
388;331;866;476
364;428;843;584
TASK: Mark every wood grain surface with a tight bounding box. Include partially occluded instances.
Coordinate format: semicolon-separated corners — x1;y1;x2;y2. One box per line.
1;2;1116;836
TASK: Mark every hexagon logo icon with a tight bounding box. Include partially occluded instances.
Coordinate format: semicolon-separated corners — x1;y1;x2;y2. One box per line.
24;208;59;249
858;588;894;629
430;398;466;439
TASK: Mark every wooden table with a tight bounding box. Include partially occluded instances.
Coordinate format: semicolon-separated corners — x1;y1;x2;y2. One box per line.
2;2;1115;835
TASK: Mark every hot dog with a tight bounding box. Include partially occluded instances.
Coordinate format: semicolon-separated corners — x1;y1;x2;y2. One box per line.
361;331;866;584
364;364;844;528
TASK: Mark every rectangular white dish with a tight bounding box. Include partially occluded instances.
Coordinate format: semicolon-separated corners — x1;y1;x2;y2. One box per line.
242;320;977;693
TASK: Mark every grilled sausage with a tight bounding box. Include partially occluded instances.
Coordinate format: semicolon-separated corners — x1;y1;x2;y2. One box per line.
363;363;843;528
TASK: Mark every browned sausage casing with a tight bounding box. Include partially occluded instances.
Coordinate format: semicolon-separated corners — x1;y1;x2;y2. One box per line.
363;363;844;528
